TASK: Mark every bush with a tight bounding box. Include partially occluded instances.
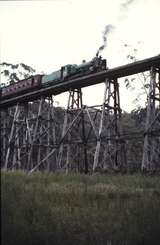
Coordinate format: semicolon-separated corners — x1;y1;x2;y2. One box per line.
1;171;160;245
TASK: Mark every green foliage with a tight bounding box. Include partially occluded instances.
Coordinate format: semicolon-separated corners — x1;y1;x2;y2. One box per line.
0;62;36;84
2;70;10;77
20;63;35;74
123;43;151;109
1;171;160;245
10;72;20;83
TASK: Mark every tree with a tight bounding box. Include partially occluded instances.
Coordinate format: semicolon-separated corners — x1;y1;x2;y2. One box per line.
0;62;36;85
123;43;151;109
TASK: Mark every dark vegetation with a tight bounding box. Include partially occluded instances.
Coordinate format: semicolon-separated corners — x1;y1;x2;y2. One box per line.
0;62;35;84
0;103;150;172
1;171;160;245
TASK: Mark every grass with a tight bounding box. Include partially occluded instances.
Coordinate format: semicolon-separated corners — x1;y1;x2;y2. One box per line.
1;171;160;245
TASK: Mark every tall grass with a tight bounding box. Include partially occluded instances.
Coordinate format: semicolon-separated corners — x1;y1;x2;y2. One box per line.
1;171;160;245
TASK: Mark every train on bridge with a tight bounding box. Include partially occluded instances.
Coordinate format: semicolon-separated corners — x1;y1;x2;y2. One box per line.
0;56;107;99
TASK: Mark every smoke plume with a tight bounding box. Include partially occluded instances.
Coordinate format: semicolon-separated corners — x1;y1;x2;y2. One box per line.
96;24;115;57
121;0;136;9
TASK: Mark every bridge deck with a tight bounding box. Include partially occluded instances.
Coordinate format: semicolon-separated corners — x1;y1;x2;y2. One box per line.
0;55;160;109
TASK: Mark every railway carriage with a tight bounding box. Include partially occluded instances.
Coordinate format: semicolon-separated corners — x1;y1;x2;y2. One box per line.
0;74;42;99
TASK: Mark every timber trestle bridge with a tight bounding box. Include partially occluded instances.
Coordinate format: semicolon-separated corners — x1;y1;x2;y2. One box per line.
0;55;160;173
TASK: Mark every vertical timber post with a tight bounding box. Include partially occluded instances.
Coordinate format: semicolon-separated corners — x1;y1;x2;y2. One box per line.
142;67;160;172
93;80;108;172
57;88;88;173
46;96;57;171
28;98;44;170
93;78;127;172
80;89;88;174
4;104;20;170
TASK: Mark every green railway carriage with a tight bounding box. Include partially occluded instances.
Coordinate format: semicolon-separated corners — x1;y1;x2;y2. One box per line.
41;64;78;86
41;70;62;85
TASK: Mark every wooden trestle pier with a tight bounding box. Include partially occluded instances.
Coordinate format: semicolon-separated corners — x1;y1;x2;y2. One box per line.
0;55;160;173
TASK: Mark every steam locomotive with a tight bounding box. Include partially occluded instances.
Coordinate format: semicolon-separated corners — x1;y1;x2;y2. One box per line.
0;56;107;99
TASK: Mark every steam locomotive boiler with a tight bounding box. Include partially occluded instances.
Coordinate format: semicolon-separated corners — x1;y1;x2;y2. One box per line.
0;56;107;99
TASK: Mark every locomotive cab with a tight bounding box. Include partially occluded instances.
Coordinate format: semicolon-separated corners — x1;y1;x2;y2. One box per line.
91;56;107;71
61;64;78;79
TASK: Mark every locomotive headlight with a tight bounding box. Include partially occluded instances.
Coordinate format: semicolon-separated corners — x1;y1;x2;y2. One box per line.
89;66;94;71
63;70;68;77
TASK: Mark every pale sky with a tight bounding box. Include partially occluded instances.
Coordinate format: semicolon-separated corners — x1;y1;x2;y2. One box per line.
0;0;160;111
